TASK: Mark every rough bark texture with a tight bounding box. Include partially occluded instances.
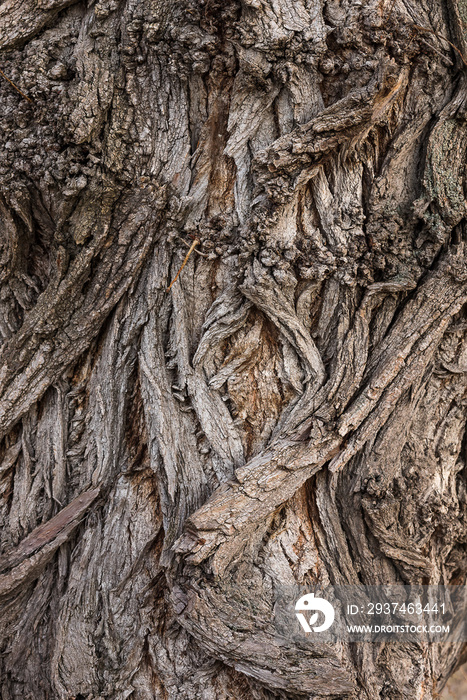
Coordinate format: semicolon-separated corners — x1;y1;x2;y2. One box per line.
1;0;467;698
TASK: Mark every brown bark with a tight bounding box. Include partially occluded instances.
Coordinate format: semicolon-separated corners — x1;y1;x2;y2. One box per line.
0;0;466;698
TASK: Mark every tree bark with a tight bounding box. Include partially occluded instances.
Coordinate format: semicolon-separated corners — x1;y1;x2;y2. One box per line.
0;0;466;697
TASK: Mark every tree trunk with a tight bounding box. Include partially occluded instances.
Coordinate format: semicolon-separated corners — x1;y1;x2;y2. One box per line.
0;0;466;697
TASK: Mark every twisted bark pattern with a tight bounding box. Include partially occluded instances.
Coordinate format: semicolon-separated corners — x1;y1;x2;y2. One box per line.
0;0;466;697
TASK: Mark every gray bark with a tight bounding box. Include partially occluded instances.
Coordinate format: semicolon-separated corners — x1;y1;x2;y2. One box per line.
0;0;466;697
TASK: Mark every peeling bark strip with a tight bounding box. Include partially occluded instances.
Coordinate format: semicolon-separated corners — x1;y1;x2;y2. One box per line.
1;0;467;698
0;488;99;596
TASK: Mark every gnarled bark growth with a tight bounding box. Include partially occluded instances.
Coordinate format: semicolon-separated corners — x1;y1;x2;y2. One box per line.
0;0;466;697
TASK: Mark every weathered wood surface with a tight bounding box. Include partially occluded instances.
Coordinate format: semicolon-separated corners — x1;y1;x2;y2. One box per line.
0;0;466;697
